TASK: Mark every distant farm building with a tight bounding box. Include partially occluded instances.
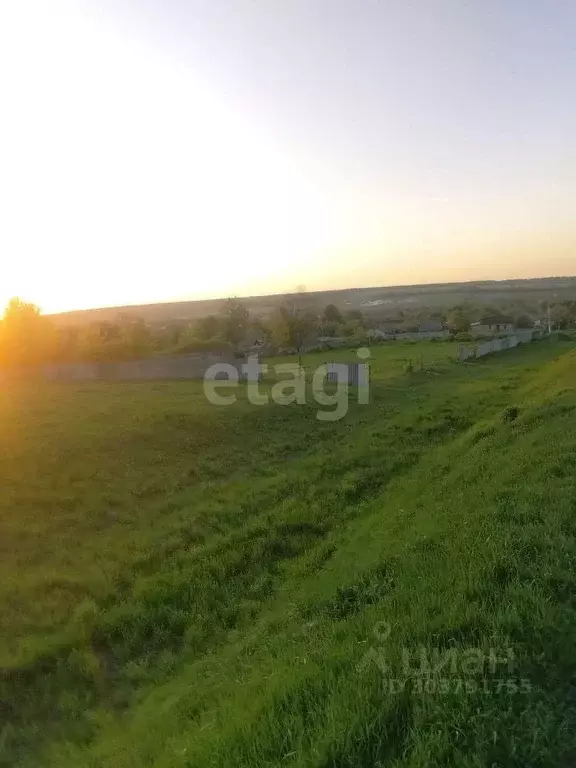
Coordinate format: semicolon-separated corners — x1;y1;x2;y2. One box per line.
418;320;444;333
471;315;515;336
367;322;403;340
368;319;448;341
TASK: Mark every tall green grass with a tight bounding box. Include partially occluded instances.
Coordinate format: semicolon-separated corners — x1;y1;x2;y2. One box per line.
1;339;575;766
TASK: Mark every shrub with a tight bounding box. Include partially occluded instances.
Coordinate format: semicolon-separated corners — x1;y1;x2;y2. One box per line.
171;339;232;354
502;406;520;423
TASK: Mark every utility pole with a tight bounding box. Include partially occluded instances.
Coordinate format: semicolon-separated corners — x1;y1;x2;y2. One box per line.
547;305;552;335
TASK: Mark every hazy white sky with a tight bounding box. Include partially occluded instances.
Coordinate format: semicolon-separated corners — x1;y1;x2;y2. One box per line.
1;0;575;312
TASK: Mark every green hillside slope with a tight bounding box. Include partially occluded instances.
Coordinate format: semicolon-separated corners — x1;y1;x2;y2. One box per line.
1;341;575;767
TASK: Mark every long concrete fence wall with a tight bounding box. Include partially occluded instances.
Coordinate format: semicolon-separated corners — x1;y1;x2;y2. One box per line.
459;329;543;362
370;330;450;341
41;352;240;382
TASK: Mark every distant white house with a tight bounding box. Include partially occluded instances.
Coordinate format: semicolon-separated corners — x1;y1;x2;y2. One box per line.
367;321;403;340
317;336;348;347
367;328;388;340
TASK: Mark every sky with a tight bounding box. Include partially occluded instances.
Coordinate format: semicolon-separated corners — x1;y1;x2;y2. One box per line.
0;0;575;313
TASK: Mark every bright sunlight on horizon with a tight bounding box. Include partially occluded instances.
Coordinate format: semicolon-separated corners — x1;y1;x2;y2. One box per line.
1;0;575;313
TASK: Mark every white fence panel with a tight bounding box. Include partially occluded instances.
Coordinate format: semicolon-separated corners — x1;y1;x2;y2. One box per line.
459;331;541;364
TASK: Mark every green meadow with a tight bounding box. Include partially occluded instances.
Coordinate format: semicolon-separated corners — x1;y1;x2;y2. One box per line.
1;337;576;767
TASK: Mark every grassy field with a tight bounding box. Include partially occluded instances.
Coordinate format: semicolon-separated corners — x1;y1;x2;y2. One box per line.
1;337;576;766
266;339;461;376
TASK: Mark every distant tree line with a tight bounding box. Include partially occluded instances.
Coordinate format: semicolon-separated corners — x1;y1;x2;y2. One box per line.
1;293;575;372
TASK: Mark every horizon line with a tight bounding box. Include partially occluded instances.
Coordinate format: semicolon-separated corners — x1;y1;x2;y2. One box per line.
44;273;576;317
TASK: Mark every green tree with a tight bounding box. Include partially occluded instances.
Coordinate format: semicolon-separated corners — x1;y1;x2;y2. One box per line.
0;298;56;370
341;319;363;338
98;321;121;342
165;320;190;347
54;326;80;362
221;298;249;353
323;304;342;323
320;320;340;338
194;314;221;341
446;306;472;334
268;305;316;365
122;318;152;356
550;304;572;330
514;314;534;329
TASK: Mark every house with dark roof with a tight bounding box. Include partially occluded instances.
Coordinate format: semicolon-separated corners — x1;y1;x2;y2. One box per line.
471;315;515;336
418;320;445;334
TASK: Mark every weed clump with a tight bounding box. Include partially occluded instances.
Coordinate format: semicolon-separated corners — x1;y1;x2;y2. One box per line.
502;406;520;422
